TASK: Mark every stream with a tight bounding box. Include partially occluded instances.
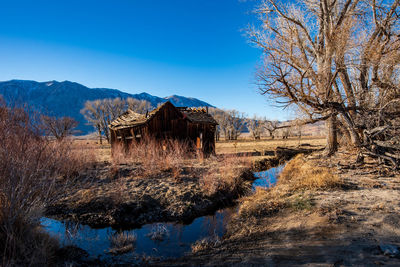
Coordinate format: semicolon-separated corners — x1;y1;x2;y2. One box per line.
42;165;284;262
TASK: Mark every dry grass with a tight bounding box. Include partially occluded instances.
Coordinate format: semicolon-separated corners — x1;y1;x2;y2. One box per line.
279;154;342;191
216;136;325;155
71;136;325;163
0;103;94;266
201;155;252;196
146;223;170;241
111;136;193;179
238;187;287;219
109;231;137;255
191;235;221;253
112;138;254;198
237;154;342;220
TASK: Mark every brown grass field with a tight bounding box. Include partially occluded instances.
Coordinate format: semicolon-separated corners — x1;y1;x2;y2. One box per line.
215;136;326;154
72;135;326;162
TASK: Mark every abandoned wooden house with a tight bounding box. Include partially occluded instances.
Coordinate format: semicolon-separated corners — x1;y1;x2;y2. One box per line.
109;101;218;154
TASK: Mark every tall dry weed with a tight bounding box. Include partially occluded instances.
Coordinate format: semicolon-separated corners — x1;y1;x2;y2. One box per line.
201;154;252;196
112;135;192;178
0;103;93;265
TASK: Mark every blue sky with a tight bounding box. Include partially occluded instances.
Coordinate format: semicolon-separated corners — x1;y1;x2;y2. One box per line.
0;0;293;120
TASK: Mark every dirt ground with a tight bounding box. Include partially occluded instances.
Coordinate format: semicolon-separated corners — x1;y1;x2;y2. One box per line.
158;151;400;266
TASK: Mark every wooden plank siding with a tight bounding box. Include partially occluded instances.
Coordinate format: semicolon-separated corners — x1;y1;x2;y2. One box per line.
109;102;217;155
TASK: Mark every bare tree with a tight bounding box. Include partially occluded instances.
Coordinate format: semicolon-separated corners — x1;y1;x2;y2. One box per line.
282;128;291;139
246;115;266;140
101;98;126;142
81;100;104;144
126;98;152;114
41;115;78;140
209;108;230;140
209;108;246;140
248;0;400;156
226;110;247;140
264;120;279;139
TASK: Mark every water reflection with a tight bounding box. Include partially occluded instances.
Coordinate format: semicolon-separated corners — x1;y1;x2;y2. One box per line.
252;165;284;190
42;207;236;260
42;165;283;261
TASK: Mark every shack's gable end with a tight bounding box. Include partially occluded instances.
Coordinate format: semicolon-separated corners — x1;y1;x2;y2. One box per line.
109;102;180;130
145;102;184;134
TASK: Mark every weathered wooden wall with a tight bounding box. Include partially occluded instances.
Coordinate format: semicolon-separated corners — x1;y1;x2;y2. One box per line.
111;103;216;155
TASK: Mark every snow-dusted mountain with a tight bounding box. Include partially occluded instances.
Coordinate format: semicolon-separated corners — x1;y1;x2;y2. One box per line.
0;80;214;135
164;95;211;107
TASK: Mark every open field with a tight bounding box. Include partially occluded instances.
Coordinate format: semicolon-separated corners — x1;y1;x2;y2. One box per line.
72;136;326;162
216;136;325;155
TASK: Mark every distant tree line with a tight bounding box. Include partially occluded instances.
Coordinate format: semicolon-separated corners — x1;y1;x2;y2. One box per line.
208;108;246;140
208;108;291;141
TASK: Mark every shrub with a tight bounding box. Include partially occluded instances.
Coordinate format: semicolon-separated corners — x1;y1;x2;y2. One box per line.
109;231;137;255
0;102;92;265
146;223;170;241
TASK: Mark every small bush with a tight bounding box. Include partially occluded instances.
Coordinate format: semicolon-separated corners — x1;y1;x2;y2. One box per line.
146;223;170;241
191;235;221;253
109;231;137;255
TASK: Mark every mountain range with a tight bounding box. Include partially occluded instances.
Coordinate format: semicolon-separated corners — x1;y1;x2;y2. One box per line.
0;80;214;135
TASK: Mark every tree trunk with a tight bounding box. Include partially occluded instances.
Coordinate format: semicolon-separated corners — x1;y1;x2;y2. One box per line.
105;131;110;143
339;111;361;148
97;126;102;145
325;114;338;156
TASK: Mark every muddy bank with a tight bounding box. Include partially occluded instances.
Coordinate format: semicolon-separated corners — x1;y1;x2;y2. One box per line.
159;151;400;266
46;162;253;229
43;164;285;266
